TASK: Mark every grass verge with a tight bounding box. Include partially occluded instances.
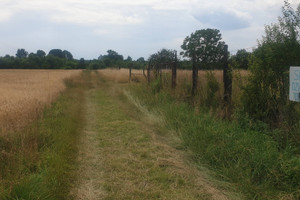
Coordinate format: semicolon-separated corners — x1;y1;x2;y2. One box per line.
128;82;300;200
0;71;88;200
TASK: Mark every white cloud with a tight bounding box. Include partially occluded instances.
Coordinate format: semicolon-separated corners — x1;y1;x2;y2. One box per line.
0;9;13;22
0;0;293;26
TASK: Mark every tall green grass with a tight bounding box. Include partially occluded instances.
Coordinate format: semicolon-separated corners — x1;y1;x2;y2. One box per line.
129;82;300;199
0;71;88;200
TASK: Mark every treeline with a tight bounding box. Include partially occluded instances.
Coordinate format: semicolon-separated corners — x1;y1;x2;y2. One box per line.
0;49;147;70
0;47;251;70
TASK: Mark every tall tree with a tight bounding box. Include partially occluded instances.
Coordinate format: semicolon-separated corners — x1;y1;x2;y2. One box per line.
16;49;28;58
149;49;175;65
181;28;226;95
230;49;251;69
242;0;300;126
148;48;176;72
125;56;132;62
48;49;64;58
36;50;46;57
106;50;123;61
63;50;73;60
137;57;145;62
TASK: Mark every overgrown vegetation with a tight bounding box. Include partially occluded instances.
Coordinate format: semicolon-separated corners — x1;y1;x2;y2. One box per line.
241;0;300;151
129;82;300;199
0;71;88;199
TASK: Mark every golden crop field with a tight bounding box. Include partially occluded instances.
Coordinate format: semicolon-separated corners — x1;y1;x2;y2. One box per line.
0;70;82;133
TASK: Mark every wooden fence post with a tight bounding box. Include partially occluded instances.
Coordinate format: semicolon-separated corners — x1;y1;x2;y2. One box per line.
147;64;151;85
223;45;232;106
172;51;177;89
129;66;132;82
192;56;198;96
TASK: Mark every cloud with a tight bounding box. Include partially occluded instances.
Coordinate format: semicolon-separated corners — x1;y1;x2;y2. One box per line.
0;0;145;25
193;10;250;30
50;7;141;25
0;9;12;22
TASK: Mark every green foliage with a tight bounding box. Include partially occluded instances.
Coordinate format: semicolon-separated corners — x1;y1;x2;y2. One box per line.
48;49;65;58
180;28;225;64
230;49;251;69
136;57;145;62
36;50;46;57
16;48;28;58
148;48;176;72
62;50;73;60
48;49;73;60
242;0;300;128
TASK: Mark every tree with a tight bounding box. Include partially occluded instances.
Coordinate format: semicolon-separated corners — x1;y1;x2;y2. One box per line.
242;0;300;127
148;48;176;73
48;49;64;58
63;50;73;60
106;50;123;61
137;57;145;62
230;49;251;69
181;28;226;95
16;49;28;58
149;49;175;65
125;56;132;62
36;50;46;57
78;58;86;69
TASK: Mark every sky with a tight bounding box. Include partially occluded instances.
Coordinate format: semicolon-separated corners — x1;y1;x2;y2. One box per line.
0;0;299;60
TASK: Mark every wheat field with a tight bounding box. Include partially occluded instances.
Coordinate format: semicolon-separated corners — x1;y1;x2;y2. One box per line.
0;70;82;133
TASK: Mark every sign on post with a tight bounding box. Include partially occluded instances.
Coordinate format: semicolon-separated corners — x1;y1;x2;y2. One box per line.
289;67;300;102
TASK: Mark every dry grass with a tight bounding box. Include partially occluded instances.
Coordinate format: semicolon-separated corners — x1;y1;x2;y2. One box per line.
173;69;249;104
0;69;82;134
97;68;249;107
98;68;147;83
97;68;131;83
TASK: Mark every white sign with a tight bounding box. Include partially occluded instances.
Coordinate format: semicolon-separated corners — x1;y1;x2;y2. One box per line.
290;67;300;102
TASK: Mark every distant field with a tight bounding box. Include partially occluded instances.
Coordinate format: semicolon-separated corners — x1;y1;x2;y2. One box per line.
0;70;81;133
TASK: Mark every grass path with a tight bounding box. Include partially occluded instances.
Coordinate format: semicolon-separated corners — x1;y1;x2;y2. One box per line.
71;72;233;200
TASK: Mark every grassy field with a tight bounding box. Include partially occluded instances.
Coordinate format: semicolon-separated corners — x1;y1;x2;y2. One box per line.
0;69;81;133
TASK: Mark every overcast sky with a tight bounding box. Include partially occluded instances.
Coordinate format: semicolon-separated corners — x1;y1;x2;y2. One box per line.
0;0;299;60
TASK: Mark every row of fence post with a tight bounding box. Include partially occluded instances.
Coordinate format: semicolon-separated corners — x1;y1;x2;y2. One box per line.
129;45;232;110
